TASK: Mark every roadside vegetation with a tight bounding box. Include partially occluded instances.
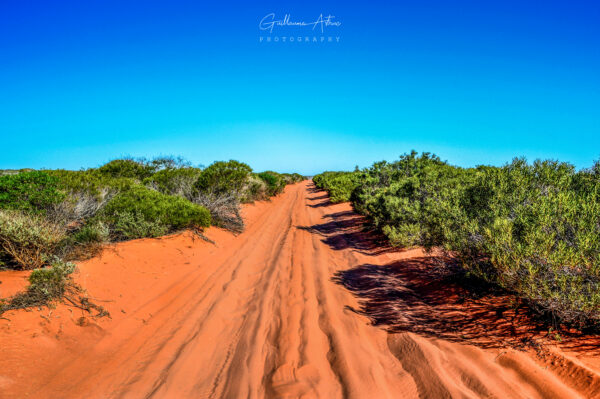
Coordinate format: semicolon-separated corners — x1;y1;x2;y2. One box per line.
0;157;303;314
314;151;600;329
313;171;361;203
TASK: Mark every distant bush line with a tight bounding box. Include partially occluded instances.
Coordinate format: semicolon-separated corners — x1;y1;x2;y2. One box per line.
314;151;600;329
0;157;303;313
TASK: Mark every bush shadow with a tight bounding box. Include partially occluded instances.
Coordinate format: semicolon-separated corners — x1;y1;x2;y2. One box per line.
307;195;329;201
306;185;322;195
298;207;399;256
332;258;600;354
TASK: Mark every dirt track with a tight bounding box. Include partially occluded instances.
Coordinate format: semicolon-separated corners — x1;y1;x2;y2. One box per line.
2;181;600;398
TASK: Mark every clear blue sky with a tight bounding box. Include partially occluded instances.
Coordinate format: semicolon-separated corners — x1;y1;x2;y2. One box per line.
1;0;599;174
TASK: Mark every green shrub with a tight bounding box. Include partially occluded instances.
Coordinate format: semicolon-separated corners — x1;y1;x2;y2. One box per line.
313;171;360;203
258;171;285;196
449;159;600;326
277;173;304;185
0;210;66;269
288;173;305;183
192;192;244;233
351;152;472;248
109;211;169;240
147;156;191;171
0;258;75;313
54;220;110;261
97;159;155;180
241;174;268;202
347;151;600;327
144;167;202;198
195;160;253;195
101;186;210;239
71;221;110;245
0;158;300;267
46;169;134;197
28;258;75;298
0;171;65;212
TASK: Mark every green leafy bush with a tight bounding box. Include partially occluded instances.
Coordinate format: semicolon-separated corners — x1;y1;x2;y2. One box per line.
191;192;244;233
0;157;302;312
47;169;134;196
258;171;286;196
0;171;65;212
54;220;110;261
144;167;202;198
101;185;210;239
449;159;600;326
242;174;268;202
97;159;155;180
195;160;253;195
345;151;600;327
71;221;110;245
279;173;304;185
0;258;75;313
0;210;66;269
350;152;472;248
290;173;305;183
109;210;169;240
27;258;75;299
313;171;360;203
0;157;300;266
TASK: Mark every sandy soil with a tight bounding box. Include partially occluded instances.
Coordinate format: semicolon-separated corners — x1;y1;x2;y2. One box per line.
1;181;600;398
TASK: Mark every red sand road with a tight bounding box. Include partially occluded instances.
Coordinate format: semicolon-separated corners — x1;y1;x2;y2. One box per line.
2;181;600;398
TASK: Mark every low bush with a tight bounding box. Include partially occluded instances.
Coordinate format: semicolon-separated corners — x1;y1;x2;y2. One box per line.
71;221;110;245
350;152;472;248
0;258;75;314
144;167;202;198
56;220;110;260
46;169;134;196
0;157;300;265
449;159;600;326
109;210;169;240
0;171;65;213
313;171;360;203
144;163;247;232
147;155;192;171
195;160;252;195
285;173;305;183
47;189;116;229
97;158;155;180
101;185;210;239
191;191;244;233
0;157;301;314
242;174;268;202
343;151;600;328
258;171;286;196
0;210;66;269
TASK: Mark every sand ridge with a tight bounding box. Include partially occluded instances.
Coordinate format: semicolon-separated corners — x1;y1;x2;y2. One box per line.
1;181;599;398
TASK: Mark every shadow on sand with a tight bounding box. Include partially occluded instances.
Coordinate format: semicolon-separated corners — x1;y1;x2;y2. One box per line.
301;184;397;255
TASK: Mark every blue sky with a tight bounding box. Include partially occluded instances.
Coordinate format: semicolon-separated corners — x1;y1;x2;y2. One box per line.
1;0;599;174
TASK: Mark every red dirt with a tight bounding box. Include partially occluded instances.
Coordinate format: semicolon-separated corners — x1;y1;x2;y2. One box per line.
1;181;600;398
0;271;29;299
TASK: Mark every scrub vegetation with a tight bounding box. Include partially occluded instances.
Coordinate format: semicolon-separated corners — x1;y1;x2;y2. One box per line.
314;151;600;329
0;157;303;313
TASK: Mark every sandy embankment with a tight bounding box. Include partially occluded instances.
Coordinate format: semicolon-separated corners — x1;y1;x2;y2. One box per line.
1;181;600;398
